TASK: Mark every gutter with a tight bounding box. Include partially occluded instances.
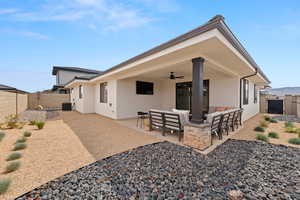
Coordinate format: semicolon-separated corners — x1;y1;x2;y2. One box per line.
239;68;258;108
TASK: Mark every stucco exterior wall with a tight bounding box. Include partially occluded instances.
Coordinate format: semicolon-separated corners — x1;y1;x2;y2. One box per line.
94;80;117;118
70;85;84;113
116;78;163;119
0;91;28;123
241;80;260;121
57;70;96;85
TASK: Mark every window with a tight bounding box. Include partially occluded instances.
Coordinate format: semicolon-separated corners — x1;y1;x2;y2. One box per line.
136;81;154;95
79;85;83;99
243;79;249;105
100;82;108;103
254;84;257;104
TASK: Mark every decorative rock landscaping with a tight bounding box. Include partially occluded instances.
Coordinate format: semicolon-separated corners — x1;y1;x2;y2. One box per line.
17;140;300;199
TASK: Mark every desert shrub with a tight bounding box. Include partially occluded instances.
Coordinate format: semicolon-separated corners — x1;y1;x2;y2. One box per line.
285;127;297;133
23;131;32;137
5;161;21;173
256;134;269;142
259;120;269;128
5;114;18;129
0;132;5;142
254;126;265;132
6;152;22;161
13;143;27;151
35;121;45;130
285;121;294;128
269;118;278;123
16;122;26;129
268;132;279;139
29;120;37;125
288;138;300;145
15;137;27;144
0;178;11;194
264;115;271;121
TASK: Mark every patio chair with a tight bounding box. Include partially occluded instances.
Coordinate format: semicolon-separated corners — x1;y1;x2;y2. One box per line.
234;109;243;129
210;114;223;145
163;112;183;141
228;110;237;131
220;112;231;136
149;110;165;133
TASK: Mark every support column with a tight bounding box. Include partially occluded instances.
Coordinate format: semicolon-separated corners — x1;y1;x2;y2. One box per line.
191;57;205;124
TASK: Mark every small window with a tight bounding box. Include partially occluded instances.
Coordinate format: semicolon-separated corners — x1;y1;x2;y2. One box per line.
243;79;249;105
100;82;108;103
136;81;153;95
79;85;83;99
254;84;257;104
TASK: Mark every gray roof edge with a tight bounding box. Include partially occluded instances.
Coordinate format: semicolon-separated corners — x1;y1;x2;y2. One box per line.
52;66;103;75
70;15;270;85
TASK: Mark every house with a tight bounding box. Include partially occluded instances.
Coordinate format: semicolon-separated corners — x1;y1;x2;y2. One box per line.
52;66;103;93
65;15;270;123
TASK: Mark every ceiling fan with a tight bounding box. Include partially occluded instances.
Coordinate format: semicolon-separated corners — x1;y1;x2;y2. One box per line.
169;72;184;80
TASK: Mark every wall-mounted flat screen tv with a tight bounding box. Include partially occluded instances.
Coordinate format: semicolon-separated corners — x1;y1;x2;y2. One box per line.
136;81;154;95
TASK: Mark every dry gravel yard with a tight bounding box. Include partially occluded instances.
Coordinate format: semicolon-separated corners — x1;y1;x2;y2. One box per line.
232;114;300;148
17;140;300;199
0;120;95;200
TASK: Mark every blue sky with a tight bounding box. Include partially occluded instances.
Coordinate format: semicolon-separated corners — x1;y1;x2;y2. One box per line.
0;0;299;92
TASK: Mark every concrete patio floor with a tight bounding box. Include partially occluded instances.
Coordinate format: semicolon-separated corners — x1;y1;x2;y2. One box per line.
56;112;161;160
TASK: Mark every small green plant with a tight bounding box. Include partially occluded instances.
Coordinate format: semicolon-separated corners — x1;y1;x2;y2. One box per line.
0;178;12;194
23;131;32;137
35;121;45;130
288;138;300;145
269;118;278;123
29;120;37;125
256;134;269;142
254;126;265;132
5;114;18;129
259;120;269;128
6;152;22;161
5;161;21;173
285;121;294;128
13;142;27;151
264;115;271;121
268;132;279;139
0;132;5;142
285;127;297;133
15;137;27;144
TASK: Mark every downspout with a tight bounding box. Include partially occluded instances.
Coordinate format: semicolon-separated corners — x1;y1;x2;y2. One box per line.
239;68;258;108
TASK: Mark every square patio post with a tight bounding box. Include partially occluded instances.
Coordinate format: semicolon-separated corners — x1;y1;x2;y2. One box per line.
191;57;205;124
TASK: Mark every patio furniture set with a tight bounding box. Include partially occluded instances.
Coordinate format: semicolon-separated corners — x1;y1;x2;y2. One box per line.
137;107;243;147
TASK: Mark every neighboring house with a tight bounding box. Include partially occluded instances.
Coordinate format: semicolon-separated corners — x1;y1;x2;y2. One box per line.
65;15;270;122
52;66;103;93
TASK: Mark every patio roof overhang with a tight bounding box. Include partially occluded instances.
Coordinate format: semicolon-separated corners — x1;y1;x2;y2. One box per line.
65;15;270;88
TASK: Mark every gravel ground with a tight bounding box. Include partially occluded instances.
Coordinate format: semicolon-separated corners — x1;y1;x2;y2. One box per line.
273;115;300;123
0;120;95;200
17;139;300;200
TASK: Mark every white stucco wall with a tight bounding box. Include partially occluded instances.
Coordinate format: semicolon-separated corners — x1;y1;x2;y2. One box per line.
116;78;163;119
94;80;118;119
70;85;84;113
241;80;260;121
57;70;96;85
70;84;95;114
70;77;260;122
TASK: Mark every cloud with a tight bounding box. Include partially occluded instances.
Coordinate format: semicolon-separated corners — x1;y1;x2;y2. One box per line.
0;0;154;31
0;28;49;40
138;0;180;13
19;31;49;40
0;8;19;15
